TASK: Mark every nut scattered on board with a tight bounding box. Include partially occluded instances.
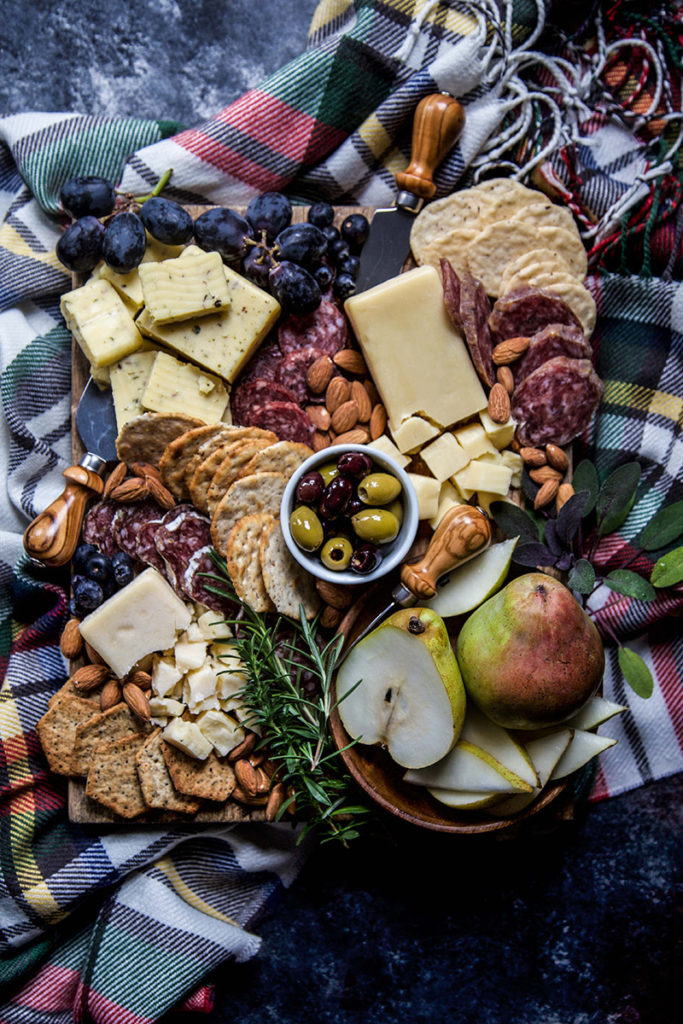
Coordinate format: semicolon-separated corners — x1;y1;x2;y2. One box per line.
546;443;569;472
369;403;387;440
110;477;149;502
100;679;123;711
333;349;367;375
325;376;351;412
146;476;176;509
307;355;334;394
556;482;575;511
305;405;331;431
320;605;343;630
131;461;163;483
60;619;83;659
330;399;360;434
234;758;261;796
534;478;560;509
496;366;514;394
313;430;331;451
84;641;105;665
529;465;563;485
492;335;530;365
122;683;151;720
487;383;511;424
266;781;286;822
103;461;128;498
332;427;370;445
228;732;258;763
351;380;372;422
71;664;110;692
520;446;546;467
128;669;152;689
316;578;353;610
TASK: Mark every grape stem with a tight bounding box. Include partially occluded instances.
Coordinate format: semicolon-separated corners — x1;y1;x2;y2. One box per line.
130;168;173;204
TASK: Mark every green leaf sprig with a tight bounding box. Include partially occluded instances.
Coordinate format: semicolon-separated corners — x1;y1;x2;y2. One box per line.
490;460;683;699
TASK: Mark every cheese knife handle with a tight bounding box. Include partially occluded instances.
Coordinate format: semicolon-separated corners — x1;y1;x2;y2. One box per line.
395;94;465;202
399;504;491;600
23;457;106;568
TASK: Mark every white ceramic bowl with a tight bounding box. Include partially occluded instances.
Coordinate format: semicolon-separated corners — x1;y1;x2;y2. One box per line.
281;443;419;586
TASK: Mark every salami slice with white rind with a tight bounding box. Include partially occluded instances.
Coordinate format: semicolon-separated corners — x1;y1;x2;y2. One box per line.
511;356;603;447
278;300;347;356
82;501;120;556
441;261;494;387
513;323;592;382
243;400;315;445
183;545;239;616
112;500;165;562
154;506;212;596
489;286;581;341
231;377;298;426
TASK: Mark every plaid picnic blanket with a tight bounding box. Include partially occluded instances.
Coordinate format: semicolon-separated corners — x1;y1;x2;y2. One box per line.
1;1;682;1021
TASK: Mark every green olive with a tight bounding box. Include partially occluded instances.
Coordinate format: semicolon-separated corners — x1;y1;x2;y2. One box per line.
351;508;400;544
289;505;324;552
385;498;404;527
320;536;353;571
357;472;402;506
318;462;339;486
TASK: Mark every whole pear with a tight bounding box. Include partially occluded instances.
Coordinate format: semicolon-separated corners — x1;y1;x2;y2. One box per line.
456;572;604;730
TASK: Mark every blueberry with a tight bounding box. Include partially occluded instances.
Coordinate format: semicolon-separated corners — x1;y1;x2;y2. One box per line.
332;273;356;301
328;238;350;265
321;225;340;245
84;551;112;584
111;550;135;587
341;213;370;252
338;254;360;279
72;576;104;611
307;201;335;228
73;543;98;574
314;263;334;290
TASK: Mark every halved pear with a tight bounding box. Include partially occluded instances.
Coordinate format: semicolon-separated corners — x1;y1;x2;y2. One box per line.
566;696;627;731
335;608;465;769
427;787;505;810
488;727;573;816
404;739;534;793
549;729;617;781
426;537;518;618
460;704;539;789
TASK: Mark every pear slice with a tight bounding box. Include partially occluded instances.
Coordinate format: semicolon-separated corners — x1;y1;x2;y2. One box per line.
427;787;505;810
460;704;539;789
426;537;518;618
404;739;534;793
566;696;627;731
549;729;617;781
489;727;573;816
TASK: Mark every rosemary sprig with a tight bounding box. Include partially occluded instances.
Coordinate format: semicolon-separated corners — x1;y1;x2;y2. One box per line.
204;553;371;845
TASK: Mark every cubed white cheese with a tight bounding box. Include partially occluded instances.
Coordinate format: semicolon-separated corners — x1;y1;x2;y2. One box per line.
196;610;232;641
162;719;212;760
458;459;513;496
195;710;246;756
149;697;185;718
429;480;464;529
452;422;498;459
174;637;208;673
406;473;440;520
151;656;183;698
185;661;219;709
420;433;469;482
367;434;410;469
479;410;517;449
390;415;440;454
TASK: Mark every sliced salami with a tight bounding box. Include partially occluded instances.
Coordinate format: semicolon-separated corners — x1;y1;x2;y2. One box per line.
441;262;495;387
242;400;315;445
511;356;603;447
154;506;212;596
231;376;299;426
489;286;581;342
236;336;282;385
134;519;167;574
513;323;592;382
82;501;120;557
113;500;165;562
278;300;347;356
275;345;325;403
183;545;240;617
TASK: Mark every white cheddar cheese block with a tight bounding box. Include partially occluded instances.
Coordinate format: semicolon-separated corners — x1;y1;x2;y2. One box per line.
92;261;144;312
90;362;111;388
184;661;219;708
162;718;213;760
451;466;476;501
138;250;232;323
406;473;440;520
420;432;469;482
367;434;410;469
195;710;245;757
429;480;463;529
109;347;158;430
78;568;191;678
345;266;487;428
390;415;440;454
452;422;498;459
141;351;230;423
479;410;516;449
60;278;143;368
174;637;208;674
458;458;513;496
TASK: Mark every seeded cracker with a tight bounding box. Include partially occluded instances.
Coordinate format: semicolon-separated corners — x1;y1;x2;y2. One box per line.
71;704;151;777
186;426;276;496
36;696;101;775
411;227;479;274
85;733;149;818
499;248;576;295
161;742;236;801
48;678;100;709
206;440;275;517
507;199;580;237
239;440;313;481
116;412;204;466
136;730;202;812
259;519;321;620
159;424;240;499
225;512;276;613
211;472;287;556
535;225;588;279
466;221;542;298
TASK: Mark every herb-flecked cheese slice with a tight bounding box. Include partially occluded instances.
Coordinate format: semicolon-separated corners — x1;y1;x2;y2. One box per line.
141;350;229;423
91;261;144;313
138;250;232;323
60;278;143;367
110;346;159;429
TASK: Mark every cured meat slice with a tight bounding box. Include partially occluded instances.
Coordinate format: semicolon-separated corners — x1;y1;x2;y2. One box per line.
441;261;494;386
489;286;581;342
511;356;603;447
275;346;324;403
513;323;592;382
183;545;240;617
242;400;315;445
82;501;120;557
113;500;165;562
278;300;347;356
236;336;282;385
154;506;212;596
134;519;166;573
231;377;299;427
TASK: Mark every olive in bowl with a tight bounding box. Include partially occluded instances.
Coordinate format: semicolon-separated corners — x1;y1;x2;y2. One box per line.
281;444;419;586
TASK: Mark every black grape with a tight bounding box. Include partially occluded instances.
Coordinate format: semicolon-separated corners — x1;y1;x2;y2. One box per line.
333;273;356;301
194;207;253;262
314;263;334;290
242;245;274;287
246;192;292;242
269;261;321;314
338;254;360;279
274;223;327;268
341;213;369;252
56;216;104;273
140;196;193;245
308;201;334;228
60;176;115;219
102;212;146;273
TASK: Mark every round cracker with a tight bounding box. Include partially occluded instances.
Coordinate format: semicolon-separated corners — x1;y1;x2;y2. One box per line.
159;424;238;500
505;271;596;336
115;413;204;467
471;177;534;198
536;225;587;279
259;519;320;621
507;199;579;237
466;221;543;298
188;442;235;513
239;440;313;482
499;248;575;294
226;513;276;614
210;472;287;556
206;439;274;516
410;191;495;264
183;426;277;491
411;227;479;274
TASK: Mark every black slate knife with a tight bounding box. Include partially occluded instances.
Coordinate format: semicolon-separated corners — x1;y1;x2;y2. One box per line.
355;93;465;292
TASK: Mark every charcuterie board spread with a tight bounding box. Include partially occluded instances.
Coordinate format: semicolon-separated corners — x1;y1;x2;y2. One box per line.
36;174;622;832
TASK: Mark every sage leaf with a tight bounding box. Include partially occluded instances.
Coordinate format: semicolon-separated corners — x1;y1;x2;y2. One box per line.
512;541;556;567
543;518;563;557
639;501;683;551
568;558;595;594
596;462;641;537
604;570;656;602
490;501;539;543
555;491;589;545
650;545;683;587
571;460;599;515
618;646;654;698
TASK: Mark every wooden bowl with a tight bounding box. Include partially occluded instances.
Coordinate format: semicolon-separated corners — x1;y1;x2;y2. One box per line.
329;581;570;834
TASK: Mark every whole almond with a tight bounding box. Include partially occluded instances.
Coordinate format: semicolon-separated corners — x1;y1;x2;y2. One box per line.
307;355;334;394
312;430;330;452
84;641;105;665
487;383;511;424
305;405;331;431
146;476;176;510
231;785;269;806
364;378;380;406
333;427;370;446
351;380;372;422
496;366;515;394
266;781;286;822
492;336;530;365
509;436;522;453
254;766;272;794
325;376;351;413
122;683;150;720
234;758;260;796
556;482;575;511
369;403;387;440
331;399;359;434
60;619;83;660
316;578;353;610
333;349;367;375
131;462;162;483
534;478;560;510
100;679;122;711
529;465;563;485
103;461;128;498
520;446;546;467
228;732;258;763
248;750;266;767
128;669;152;689
545;444;569;473
320;605;343;630
110;477;149;502
71;664;110;692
